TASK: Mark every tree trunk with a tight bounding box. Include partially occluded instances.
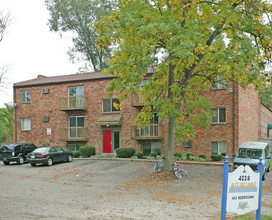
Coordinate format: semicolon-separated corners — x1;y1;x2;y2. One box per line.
164;59;176;171
164;116;176;171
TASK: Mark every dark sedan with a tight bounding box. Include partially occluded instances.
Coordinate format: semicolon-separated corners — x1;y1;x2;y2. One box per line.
27;146;73;166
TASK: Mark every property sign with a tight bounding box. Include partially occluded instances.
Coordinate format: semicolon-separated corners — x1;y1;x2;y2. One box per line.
227;165;260;215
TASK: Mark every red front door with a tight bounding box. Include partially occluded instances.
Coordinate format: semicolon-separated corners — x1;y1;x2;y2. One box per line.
103;130;112;153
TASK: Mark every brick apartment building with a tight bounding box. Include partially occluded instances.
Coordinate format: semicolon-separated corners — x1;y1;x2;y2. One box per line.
13;72;272;158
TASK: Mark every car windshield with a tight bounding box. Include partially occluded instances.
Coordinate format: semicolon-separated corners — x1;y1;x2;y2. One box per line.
0;144;15;151
33;148;49;154
237;148;262;159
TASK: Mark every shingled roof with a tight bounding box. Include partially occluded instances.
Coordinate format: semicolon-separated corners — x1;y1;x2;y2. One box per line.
14;72;114;88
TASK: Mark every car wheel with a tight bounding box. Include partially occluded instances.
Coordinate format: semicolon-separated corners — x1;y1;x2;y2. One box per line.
17;156;24;165
67;155;73;162
47;158;53;166
30;163;36;166
3;161;10;165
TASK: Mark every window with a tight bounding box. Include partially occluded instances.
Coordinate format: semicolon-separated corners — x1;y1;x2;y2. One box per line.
142;142;162;156
43;88;49;94
211;108;226;124
69;116;84;138
55;147;64;152
21;90;30;103
103;99;120;113
150;113;159;124
68;86;84;96
211;75;226;89
68;86;85;108
183;141;192;148
49;147;57;153
21;118;31;131
67;144;83;152
14;145;21;151
211;141;226;155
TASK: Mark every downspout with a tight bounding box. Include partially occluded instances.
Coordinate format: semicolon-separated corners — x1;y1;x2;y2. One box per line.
232;78;236;159
13;86;17;143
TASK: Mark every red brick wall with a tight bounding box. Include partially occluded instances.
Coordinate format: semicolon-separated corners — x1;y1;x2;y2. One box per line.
237;84;260;147
14;78;265;158
174;82;238;157
260;104;272;138
14;79;141;152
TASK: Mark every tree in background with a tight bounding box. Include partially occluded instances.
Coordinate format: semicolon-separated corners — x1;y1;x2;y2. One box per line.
259;83;272;108
0;103;13;144
0;11;11;88
0;11;10;42
45;0;117;72
96;0;272;170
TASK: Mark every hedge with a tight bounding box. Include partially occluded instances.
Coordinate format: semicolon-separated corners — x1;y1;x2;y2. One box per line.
72;151;80;158
116;148;135;158
79;146;96;157
211;154;224;161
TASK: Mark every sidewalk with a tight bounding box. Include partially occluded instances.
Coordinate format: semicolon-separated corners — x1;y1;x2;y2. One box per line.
74;155;231;167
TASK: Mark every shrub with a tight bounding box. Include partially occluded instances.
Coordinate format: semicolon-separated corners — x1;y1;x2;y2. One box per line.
195;157;206;162
79;146;96;157
186;152;194;160
149;152;157;158
174;152;182;158
198;154;206;160
189;156;197;160
72;151;80;158
136;152;144;159
211;154;224;161
116;148;136;158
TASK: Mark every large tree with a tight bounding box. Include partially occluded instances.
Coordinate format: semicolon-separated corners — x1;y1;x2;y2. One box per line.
45;0;117;72
96;0;272;170
0;11;11;87
0;103;13;144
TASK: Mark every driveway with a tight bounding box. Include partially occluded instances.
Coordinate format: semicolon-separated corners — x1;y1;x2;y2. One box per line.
0;159;271;220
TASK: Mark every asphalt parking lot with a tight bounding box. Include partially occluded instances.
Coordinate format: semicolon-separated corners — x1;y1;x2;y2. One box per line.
0;159;271;220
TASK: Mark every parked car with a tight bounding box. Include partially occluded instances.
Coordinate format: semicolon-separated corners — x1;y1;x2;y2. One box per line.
27;146;73;166
0;143;37;165
233;142;271;180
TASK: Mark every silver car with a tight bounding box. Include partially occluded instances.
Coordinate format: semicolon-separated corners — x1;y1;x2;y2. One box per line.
233;142;271;180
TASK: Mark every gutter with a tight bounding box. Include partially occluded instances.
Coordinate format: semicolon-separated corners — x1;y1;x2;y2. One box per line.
232;77;236;158
13;86;17;143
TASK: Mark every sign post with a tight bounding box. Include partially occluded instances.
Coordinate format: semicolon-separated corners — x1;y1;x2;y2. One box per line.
256;158;263;220
221;157;263;220
221;156;229;220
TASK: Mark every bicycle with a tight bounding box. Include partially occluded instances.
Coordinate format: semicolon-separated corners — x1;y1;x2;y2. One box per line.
154;158;164;172
172;160;187;179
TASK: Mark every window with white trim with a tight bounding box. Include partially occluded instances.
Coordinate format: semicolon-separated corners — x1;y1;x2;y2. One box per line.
21;90;30;103
68;116;84;138
68;86;84;96
211;108;226;124
67;143;83;152
183;141;192;148
103;98;120;113
211;141;226;155
21;118;31;131
211;75;226;89
142;142;162;156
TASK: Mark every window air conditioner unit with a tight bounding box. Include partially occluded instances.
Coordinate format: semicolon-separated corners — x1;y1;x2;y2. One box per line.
43;88;49;94
43;117;49;122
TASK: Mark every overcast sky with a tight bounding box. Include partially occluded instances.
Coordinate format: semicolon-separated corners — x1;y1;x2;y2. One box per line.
0;0;86;107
